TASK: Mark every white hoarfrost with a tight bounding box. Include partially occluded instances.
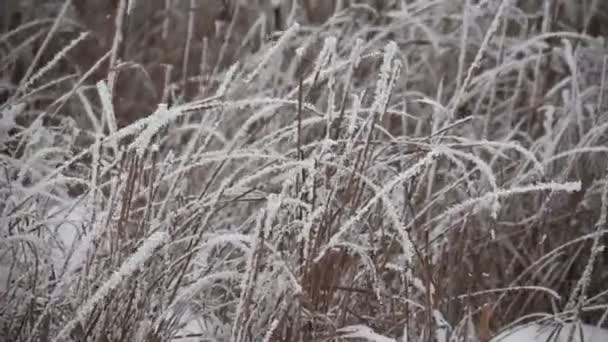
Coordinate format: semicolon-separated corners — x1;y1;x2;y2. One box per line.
52;231;169;342
0;103;23;143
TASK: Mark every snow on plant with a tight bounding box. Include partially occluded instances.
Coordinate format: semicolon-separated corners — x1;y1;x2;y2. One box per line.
3;0;608;341
0;103;23;144
246;22;300;83
372;40;400;113
52;231;169;342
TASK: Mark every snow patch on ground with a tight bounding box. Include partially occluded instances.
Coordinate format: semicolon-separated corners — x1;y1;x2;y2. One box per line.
338;325;396;342
492;322;608;342
48;201;91;270
172;316;206;342
169;309;221;342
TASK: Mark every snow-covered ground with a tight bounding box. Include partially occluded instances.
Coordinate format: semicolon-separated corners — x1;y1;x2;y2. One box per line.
48;201;91;270
492;322;608;342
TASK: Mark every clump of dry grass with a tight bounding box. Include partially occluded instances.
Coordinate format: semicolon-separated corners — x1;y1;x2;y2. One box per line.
2;1;608;341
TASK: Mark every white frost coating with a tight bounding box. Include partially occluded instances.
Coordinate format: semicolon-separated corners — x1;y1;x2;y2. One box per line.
312;36;338;79
97;80;118;153
432;309;451;342
170;271;241;310
492;322;608;342
132;103;172;157
246;22;300;83
435;181;581;235
52;231;168;342
0;103;23;143
295;46;306;57
350;38;365;68
372;40;399;112
216;62;240;96
318;150;439;265
21;32;89;92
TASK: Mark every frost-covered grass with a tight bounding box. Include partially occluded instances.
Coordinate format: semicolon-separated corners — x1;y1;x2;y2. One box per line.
1;0;608;341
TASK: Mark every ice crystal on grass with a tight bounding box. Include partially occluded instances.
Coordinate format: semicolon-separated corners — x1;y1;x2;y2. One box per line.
372;41;399;112
5;2;608;341
350;38;365;68
53;232;168;342
132;103;172;157
216;62;240;97
20;31;89;93
0;103;23;143
319;150;438;265
432;181;582;239
246;22;300;83
451;0;510;117
313;36;338;77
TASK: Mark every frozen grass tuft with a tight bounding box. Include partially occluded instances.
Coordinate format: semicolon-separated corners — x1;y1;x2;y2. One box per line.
2;0;608;341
